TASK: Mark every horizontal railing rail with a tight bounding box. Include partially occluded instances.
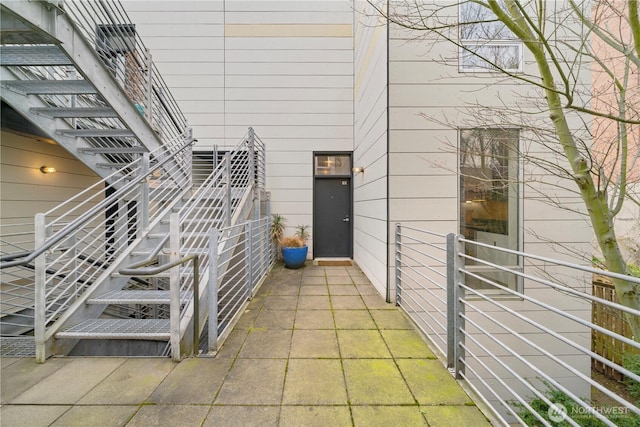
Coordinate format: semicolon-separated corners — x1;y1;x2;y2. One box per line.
395;224;640;426
208;216;276;352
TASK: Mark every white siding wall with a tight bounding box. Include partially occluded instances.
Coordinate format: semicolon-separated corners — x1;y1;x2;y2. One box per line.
125;1;354;255
386;2;592;420
0;131;101;249
352;2;388;296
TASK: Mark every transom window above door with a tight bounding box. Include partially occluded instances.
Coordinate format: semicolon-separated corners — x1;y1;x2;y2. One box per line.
314;155;351;177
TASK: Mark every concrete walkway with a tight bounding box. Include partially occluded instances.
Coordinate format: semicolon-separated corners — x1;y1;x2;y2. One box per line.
1;263;492;426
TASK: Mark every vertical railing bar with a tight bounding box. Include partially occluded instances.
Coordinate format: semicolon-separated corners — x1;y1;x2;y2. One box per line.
34;213;46;363
453;234;465;379
225;152;232;227
394;223;401;305
145;48;153;123
446;233;456;372
245;222;252;298
139;152;150;236
169;212;181;361
192;255;200;355
209;228;219;353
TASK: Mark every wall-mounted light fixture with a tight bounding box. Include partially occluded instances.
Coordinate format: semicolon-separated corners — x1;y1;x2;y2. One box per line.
40;166;56;174
352;166;364;174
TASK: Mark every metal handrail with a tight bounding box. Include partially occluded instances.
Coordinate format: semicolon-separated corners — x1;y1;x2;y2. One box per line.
119;254;201;356
0;139;193;270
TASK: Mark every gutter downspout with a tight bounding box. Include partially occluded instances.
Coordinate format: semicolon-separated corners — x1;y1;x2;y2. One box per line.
385;14;391;304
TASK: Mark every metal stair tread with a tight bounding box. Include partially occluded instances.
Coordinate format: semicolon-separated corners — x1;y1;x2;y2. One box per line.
87;290;192;305
57;129;135;138
96;162;134;168
79;146;147;154
30;107;118;118
56;319;170;339
0;45;72;66
1;80;96;95
0;336;35;357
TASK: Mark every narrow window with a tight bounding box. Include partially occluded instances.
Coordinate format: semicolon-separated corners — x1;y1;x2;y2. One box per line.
460;128;521;290
459;2;523;72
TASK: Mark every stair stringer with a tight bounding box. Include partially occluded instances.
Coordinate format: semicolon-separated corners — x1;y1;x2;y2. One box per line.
0;68;127;181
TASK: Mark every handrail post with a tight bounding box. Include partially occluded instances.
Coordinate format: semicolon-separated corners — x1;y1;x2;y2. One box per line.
34;213;46;363
265;192;272;261
260;217;267;277
208;228;219;353
145;48;153;124
192;256;200;356
169;213;181;361
185;127;194;185
245;221;253;296
393;223;401;304
247;127;259;220
139;152;150;236
447;233;465;378
225;152;232;227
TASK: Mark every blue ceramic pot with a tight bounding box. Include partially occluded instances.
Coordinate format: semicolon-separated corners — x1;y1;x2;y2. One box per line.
282;245;308;269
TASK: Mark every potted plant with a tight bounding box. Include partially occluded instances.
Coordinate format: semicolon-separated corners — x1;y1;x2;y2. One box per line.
270;214;286;259
281;225;310;269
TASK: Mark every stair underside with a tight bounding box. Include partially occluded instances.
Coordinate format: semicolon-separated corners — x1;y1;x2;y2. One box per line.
0;45;72;66
56;319;170;340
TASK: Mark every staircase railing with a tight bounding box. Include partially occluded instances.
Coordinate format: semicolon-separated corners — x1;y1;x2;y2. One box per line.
208;215;275;351
53;0;188;148
120;128;267;359
0;136;192;348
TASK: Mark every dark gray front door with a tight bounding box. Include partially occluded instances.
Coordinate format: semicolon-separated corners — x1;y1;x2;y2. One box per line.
314;178;351;257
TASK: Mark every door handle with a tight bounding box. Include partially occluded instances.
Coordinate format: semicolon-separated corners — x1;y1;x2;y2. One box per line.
342;216;350;223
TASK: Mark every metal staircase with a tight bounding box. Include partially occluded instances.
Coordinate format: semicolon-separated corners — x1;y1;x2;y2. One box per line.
0;0;275;362
1;130;272;361
0;0;189;183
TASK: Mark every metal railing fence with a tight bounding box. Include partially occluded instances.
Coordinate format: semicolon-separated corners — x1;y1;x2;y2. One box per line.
208;216;276;352
395;224;640;426
165;128;267;358
0;138;192;343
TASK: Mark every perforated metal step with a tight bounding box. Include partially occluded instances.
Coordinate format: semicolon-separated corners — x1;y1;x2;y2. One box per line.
1;80;96;95
56;319;170;340
0;45;72;66
0;336;35;356
79;147;147;154
31;107;118;118
57;129;135;138
86;290;191;305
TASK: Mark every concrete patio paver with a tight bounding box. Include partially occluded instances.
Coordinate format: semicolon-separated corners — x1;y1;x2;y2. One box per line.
0;262;492;426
